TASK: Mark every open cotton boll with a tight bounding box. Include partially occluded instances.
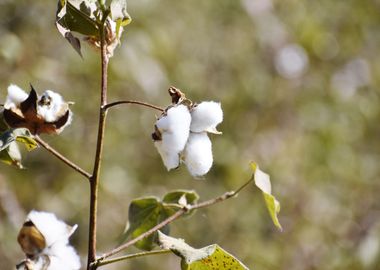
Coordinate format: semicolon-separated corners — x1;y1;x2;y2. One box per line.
27;211;77;247
156;105;191;134
37;90;69;123
4;84;28;109
183;132;213;177
154;137;181;170
46;243;81;270
190;101;223;134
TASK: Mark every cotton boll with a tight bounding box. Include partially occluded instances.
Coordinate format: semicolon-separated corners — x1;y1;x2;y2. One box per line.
154;138;180;170
154;105;191;170
37;90;68;123
183;132;213;177
46;243;81;270
4;84;28;109
26;211;76;247
190;101;223;133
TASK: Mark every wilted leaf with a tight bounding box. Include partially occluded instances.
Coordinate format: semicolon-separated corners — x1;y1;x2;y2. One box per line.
251;162;282;231
158;232;250;270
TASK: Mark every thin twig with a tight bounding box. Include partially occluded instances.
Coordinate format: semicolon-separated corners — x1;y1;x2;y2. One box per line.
95;249;171;267
34;136;91;179
88;18;109;270
96;176;254;264
104;100;164;112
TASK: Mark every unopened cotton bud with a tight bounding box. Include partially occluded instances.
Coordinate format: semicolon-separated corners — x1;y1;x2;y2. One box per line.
190;101;223;134
4;84;28;110
183;132;213;177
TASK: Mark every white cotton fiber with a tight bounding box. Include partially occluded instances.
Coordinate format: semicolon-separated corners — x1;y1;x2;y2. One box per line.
190;101;223;133
27;210;77;247
4;84;28;109
46;243;81;270
37;90;67;122
183;132;213;177
155;105;191;170
154;138;180;170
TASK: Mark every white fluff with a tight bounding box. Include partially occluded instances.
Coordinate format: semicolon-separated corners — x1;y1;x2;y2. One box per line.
20;211;81;270
4;84;28;109
183;132;213;177
37;90;66;123
154;137;181;170
26;210;76;247
155;105;191;170
45;243;81;270
190;101;223;133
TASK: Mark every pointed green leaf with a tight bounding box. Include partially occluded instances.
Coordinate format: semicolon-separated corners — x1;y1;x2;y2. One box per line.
158;232;250;270
251;162;282;231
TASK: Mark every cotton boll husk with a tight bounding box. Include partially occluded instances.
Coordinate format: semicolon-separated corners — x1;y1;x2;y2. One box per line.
37;90;68;123
190;101;223;133
183;132;213;177
4;84;28;109
27;211;76;247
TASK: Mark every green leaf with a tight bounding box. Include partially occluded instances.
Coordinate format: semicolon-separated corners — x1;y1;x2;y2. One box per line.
110;0;132;26
0;142;22;168
158;232;250;270
0;128;38;168
163;190;199;206
251;162;282;231
123;190;200;250
56;0;99;56
124;197;170;250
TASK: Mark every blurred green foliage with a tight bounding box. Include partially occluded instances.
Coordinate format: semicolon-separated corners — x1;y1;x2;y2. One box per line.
0;0;380;269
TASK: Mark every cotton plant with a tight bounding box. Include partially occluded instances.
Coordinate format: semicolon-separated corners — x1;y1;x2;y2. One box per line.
0;2;283;270
152;87;223;177
2;84;72;135
16;211;81;270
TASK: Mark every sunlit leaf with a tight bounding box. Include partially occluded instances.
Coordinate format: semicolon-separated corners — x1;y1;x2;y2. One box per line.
110;0;132;26
251;162;282;231
0;141;22;168
0;128;37;168
158;232;250;270
56;0;99;56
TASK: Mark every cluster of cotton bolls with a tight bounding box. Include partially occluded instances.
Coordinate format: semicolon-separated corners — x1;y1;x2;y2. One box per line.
16;210;81;270
152;88;223;177
3;84;72;134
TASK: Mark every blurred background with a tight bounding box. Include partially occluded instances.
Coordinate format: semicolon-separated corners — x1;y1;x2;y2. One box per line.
0;0;379;269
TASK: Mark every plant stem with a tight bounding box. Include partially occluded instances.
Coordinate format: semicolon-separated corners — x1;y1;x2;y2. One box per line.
104;100;164;112
96;176;254;263
34;136;91;179
95;249;171;267
87;22;109;270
